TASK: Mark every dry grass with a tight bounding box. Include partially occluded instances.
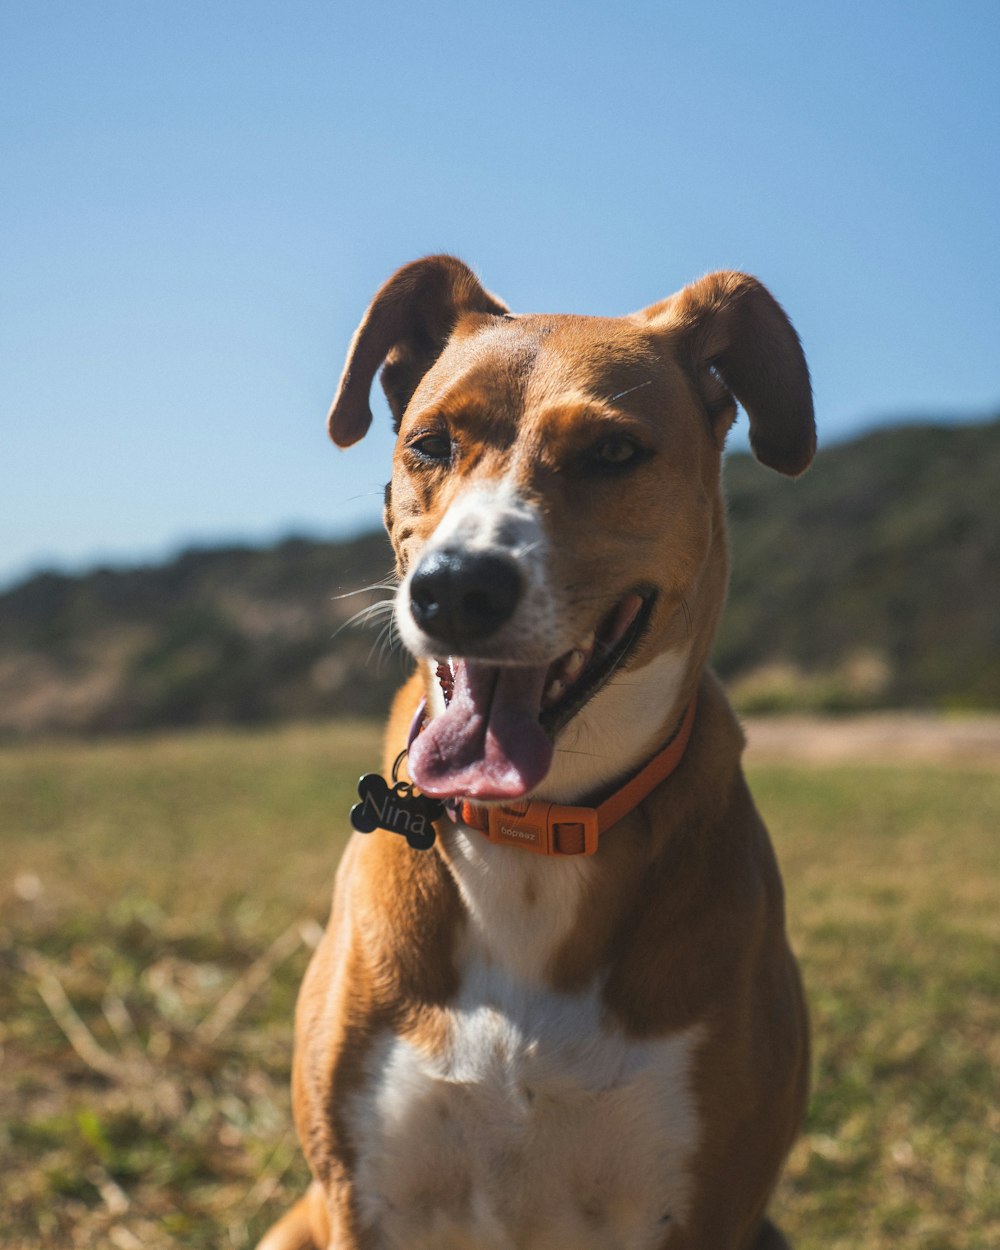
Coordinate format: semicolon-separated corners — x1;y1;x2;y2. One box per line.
1;720;997;1248
758;763;1000;1249
0;722;376;1248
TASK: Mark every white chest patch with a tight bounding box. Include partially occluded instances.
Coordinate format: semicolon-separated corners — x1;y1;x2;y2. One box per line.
442;820;594;984
346;955;705;1250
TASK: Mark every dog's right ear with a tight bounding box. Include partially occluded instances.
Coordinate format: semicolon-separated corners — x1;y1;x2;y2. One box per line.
327;255;509;448
634;272;815;476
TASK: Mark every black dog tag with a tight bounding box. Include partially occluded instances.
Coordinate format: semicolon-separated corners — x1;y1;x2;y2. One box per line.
350;770;443;852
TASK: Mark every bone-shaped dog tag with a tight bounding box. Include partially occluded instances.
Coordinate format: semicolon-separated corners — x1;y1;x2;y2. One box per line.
350;773;443;851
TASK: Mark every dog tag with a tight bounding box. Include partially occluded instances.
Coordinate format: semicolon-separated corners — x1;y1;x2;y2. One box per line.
350;772;443;851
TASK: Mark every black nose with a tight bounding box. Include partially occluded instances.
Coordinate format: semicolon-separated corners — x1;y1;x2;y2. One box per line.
409;549;523;647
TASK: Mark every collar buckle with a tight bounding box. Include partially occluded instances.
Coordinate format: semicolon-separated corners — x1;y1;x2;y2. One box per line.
482;801;600;856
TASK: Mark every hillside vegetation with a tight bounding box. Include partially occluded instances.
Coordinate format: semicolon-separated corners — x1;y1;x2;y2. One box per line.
0;533;399;736
1;418;997;735
722;417;1000;711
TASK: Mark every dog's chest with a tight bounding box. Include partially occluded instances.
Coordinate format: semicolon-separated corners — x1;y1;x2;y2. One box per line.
346;833;704;1250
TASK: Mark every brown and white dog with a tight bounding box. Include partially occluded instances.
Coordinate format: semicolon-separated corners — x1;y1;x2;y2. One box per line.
259;256;813;1250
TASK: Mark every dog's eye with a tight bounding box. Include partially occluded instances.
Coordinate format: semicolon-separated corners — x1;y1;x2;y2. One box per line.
588;436;645;470
409;433;453;464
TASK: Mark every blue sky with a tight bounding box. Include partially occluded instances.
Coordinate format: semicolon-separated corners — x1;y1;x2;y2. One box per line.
2;0;997;588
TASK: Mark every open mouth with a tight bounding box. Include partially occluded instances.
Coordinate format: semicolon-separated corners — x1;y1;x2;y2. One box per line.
408;590;656;801
538;590;655;735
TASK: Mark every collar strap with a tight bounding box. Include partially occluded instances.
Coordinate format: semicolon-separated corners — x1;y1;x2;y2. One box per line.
451;693;698;857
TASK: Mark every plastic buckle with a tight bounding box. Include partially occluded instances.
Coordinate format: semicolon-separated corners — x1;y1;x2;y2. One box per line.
549;804;600;855
486;802;554;854
485;802;599;855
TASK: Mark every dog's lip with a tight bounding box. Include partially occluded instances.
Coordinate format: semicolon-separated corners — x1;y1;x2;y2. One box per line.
435;588;657;735
539;589;656;734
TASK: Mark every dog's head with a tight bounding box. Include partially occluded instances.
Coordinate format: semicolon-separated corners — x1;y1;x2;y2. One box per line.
328;256;814;803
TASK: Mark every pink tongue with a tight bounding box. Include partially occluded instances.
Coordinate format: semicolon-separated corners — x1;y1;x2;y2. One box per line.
409;660;554;800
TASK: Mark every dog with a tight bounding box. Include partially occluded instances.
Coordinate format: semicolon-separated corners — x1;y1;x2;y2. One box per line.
258;255;813;1250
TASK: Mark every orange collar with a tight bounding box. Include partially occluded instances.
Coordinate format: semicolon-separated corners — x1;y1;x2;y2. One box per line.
449;693;698;857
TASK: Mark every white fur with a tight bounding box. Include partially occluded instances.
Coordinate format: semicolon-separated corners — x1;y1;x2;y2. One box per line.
443;817;594;984
346;954;705;1250
397;480;563;662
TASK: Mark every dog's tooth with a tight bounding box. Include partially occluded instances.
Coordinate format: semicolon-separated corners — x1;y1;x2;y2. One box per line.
545;677;566;705
575;631;596;654
563;649;587;681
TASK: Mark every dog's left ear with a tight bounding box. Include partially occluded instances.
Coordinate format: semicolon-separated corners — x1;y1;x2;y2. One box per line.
634;272;815;476
327;255;509;448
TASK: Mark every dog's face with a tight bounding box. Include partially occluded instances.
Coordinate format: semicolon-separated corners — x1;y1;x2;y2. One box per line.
329;257;814;802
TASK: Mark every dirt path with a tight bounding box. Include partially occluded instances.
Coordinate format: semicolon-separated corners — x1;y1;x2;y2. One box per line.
742;714;1000;766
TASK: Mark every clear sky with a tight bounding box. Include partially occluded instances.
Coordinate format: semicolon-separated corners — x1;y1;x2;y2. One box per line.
2;0;997;588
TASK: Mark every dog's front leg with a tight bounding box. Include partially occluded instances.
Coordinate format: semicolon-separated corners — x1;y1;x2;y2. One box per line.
752;1219;793;1249
256;1179;332;1250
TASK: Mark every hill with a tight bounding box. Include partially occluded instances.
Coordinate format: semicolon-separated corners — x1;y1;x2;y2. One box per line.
0;533;400;735
721;417;1000;711
1;418;997;735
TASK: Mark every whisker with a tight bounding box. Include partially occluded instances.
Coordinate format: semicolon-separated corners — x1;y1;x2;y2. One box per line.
331;571;399;602
680;594;693;640
369;618;401;668
608;379;654;403
330;600;395;645
348;601;395;626
342;488;393;505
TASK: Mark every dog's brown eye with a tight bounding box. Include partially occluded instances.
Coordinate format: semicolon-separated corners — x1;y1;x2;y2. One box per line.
589;436;644;469
409;433;452;463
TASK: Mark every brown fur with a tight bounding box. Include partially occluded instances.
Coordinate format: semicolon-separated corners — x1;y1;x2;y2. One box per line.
259;256;814;1249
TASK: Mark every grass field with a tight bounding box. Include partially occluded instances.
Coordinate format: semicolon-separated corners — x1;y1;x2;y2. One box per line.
1;721;998;1249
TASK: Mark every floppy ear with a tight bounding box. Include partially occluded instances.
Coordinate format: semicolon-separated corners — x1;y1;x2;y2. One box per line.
327;255;509;448
635;272;815;476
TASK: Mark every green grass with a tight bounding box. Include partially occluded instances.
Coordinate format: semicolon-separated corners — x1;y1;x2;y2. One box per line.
1;724;997;1249
756;765;1000;1250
